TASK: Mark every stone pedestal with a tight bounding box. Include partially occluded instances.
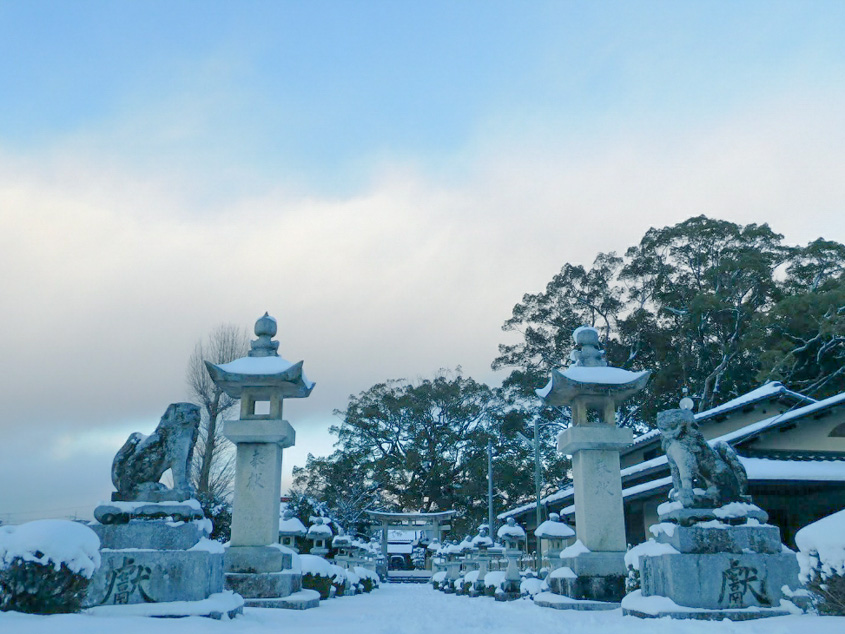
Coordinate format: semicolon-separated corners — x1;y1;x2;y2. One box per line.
495;550;523;601
84;517;243;618
225;419;293;574
624;517;800;620
549;425;632;606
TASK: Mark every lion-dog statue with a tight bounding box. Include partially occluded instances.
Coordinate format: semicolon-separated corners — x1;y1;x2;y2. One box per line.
657;408;750;508
111;402;201;502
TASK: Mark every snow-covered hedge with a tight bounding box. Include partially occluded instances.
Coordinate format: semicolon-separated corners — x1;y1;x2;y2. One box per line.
299;554;344;599
354;566;379;593
0;520;101;614
796;510;845;615
483;571;505;597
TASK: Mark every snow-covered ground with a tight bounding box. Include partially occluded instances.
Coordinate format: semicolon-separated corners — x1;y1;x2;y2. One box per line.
1;583;843;634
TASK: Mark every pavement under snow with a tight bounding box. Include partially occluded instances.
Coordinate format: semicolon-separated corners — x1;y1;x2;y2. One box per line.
2;583;843;634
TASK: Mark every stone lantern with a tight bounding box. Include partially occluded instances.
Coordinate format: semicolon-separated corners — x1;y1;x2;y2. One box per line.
536;325;649;608
470;524;493;596
205;312;316;608
496;517;526;601
441;541;462;593
534;513;575;568
306;517;332;556
332;533;353;568
278;509;307;552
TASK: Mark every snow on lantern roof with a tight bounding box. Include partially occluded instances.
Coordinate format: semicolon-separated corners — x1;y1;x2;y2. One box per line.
496;517;525;540
278;510;307;536
534;513;575;539
536;325;649;406
307;518;333;539
204;312;315;399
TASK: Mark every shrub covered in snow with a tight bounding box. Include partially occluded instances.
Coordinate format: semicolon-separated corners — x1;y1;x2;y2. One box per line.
520;577;548;598
354;566;379;593
796;509;845;615
299;554;345;600
0;520;101;614
484;570;505;597
431;570;447;590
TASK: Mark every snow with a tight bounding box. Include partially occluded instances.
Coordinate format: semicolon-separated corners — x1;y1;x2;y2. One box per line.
86;591;243;618
535;516;575;539
1;583;841;634
216;355;298;376
497;523;526;539
519;577;548;596
188;538;225;554
431;571;447;583
299;554;343;579
560;366;649;386
307;523;333;538
696;381;815;421
471;535;494;548
484;570;506;588
97;499;203;512
0;519;101;578
549;566;577;579
278;516;307;535
621;589;802;616
624;540;679;571
464;570;480;584
656;501;683;515
648;523;677;539
795;508;845;582
713;502;762;519
559;540;590;559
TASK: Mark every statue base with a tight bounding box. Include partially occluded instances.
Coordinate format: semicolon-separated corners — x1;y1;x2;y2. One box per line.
631;517;800;618
546;551;626;605
84;518;235;617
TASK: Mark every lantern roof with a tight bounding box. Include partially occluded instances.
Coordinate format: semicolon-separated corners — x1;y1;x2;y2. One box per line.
205;312;315;399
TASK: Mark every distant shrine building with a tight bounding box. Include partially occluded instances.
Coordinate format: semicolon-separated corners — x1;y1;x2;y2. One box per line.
500;382;845;549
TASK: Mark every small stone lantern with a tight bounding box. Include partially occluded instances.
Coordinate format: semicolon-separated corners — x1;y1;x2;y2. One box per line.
471;524;493;596
332;533;353;568
278;509;307;552
496;517;526;601
534;513;575;567
307;517;332;556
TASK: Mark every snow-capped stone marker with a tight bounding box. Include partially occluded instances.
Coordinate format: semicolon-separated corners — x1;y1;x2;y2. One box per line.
495;518;526;601
536;325;650;608
205;312;318;609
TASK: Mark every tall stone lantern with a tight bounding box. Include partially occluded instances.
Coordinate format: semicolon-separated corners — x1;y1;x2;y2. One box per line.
205;313;314;585
536;325;649;607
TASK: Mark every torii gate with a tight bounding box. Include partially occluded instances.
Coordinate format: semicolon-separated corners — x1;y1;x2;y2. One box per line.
366;510;456;562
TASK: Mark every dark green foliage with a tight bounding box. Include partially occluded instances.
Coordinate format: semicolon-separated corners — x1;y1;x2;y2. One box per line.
294;370;536;535
197;495;232;542
361;577;376;593
301;573;333;600
494;216;845;430
0;559;91;614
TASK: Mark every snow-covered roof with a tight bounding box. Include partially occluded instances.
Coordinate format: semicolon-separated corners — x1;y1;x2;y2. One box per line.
500;390;845;520
625;381;815;452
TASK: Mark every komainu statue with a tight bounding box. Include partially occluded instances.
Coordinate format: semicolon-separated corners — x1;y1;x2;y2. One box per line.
657;408;750;508
111;402;201;502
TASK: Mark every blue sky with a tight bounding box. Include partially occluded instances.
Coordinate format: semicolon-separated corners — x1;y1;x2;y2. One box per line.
1;1;844;521
3;2;842;192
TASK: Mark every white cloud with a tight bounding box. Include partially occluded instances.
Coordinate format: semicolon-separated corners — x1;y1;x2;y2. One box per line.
1;87;843;519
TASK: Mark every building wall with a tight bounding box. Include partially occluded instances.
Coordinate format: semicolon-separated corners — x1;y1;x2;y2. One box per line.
748;405;845;453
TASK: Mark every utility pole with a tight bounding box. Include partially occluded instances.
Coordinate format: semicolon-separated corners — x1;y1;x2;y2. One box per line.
487;439;494;537
534;418;542;530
